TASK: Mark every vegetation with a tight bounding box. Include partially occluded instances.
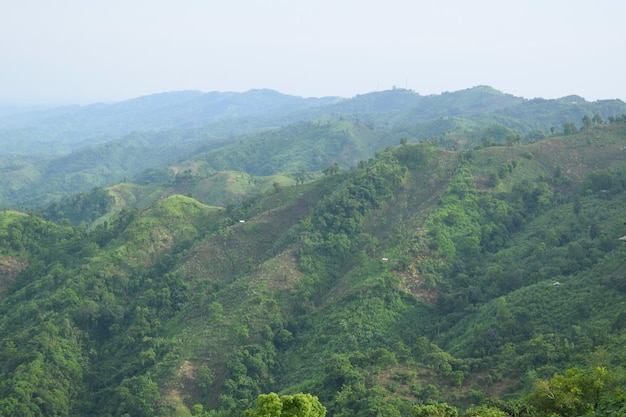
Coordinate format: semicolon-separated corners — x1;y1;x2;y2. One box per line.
1;88;626;416
2;86;625;210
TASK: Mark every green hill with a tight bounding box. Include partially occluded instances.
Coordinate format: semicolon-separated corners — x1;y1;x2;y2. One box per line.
1;118;626;416
2;87;626;210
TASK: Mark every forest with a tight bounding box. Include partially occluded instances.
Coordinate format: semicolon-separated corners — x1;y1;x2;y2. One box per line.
1;87;626;416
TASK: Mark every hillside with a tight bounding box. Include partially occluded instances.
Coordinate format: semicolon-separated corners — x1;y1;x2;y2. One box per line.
0;90;339;154
1;118;626;416
2;86;626;210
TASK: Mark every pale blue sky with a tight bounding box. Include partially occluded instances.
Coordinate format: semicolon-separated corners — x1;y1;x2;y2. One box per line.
2;0;625;105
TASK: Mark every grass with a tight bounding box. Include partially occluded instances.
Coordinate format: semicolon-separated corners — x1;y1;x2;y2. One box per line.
0;210;28;232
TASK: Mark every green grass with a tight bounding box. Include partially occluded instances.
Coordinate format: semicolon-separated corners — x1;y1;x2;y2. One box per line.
0;210;28;232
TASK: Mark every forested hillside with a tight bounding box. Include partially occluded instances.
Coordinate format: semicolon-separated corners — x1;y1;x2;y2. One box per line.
1;89;626;416
2;87;625;210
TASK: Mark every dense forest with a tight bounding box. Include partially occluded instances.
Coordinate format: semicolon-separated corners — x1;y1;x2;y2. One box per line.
1;87;626;416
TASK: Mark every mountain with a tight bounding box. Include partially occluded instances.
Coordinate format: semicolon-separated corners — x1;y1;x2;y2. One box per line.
1;114;626;416
2;86;626;212
3;86;624;157
0;89;340;155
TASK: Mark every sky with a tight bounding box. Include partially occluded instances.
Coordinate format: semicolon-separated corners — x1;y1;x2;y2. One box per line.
2;0;625;105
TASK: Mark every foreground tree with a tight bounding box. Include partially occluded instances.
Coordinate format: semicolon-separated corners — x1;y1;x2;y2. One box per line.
412;403;458;417
527;367;614;417
244;393;326;417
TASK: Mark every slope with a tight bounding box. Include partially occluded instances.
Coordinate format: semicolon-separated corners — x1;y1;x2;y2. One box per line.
2;86;625;211
1;116;626;417
154;124;626;415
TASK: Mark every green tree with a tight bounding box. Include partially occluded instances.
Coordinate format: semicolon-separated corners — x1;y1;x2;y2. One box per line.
245;393;326;417
481;136;495;148
587;390;626;416
322;162;340;176
195;364;214;390
563;122;578;135
412;403;458;417
462;404;508;417
528;367;613;417
113;375;163;417
505;133;521;146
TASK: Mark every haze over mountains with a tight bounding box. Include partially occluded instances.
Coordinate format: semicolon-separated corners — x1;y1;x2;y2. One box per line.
2;85;625;210
1;86;621;147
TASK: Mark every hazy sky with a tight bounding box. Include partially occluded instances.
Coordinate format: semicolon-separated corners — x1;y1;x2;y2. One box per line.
2;0;625;105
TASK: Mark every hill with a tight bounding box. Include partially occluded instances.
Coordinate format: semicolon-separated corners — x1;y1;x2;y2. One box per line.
0;90;340;154
1;118;626;416
2;86;626;211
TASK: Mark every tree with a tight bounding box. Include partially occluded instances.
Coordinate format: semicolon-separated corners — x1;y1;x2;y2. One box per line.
295;169;307;185
587;390;626;416
573;195;581;216
527;367;613;417
462;405;508;417
481;137;495;148
563;122;578;135
505;133;521;146
112;375;163;417
412;403;458;417
195;364;214;390
322;162;340;176
244;393;326;417
592;114;604;125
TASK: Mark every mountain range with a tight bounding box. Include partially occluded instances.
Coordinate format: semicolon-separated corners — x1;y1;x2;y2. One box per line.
2;85;626;211
1;86;626;416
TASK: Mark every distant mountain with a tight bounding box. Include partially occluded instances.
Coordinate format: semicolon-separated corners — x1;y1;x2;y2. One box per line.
488;95;626;131
406;85;525;119
0;89;340;154
0;89;336;131
2;86;625;155
2;86;626;210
